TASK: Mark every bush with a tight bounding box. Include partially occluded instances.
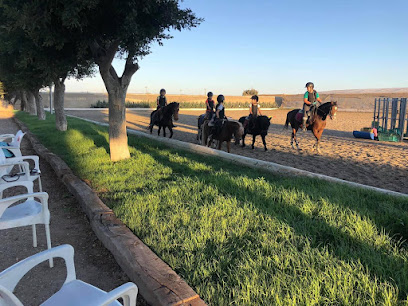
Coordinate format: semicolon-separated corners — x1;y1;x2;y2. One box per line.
242;88;258;96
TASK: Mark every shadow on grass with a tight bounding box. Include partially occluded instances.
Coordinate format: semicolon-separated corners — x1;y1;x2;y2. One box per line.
132;142;408;299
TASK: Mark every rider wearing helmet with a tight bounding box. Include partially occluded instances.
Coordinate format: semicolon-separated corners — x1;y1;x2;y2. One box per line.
302;82;322;131
205;91;215;120
243;95;262;130
208;94;226;127
157;88;167;110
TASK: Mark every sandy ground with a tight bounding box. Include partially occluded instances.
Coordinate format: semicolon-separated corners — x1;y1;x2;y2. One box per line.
66;108;408;194
0;108;147;305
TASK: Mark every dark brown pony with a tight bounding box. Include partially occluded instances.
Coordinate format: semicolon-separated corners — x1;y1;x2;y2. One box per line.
284;101;338;153
201;120;244;153
149;102;180;138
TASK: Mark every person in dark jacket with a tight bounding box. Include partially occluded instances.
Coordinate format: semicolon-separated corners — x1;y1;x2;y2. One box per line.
156;88;167;110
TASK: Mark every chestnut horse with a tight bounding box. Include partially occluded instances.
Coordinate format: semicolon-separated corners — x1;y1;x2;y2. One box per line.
284;101;338;153
149;102;180;138
201;120;244;153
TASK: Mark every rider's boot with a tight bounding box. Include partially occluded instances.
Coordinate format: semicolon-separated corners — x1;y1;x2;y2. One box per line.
302;116;307;131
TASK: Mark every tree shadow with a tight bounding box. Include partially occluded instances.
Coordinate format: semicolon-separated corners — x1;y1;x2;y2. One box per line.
130;144;408;299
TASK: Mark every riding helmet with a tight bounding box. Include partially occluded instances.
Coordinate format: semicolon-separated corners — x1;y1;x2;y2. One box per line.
217;94;225;103
160;88;166;94
305;82;314;88
207;91;213;98
251;95;259;102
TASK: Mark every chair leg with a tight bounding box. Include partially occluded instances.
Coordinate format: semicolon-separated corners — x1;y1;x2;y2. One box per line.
32;224;37;247
38;177;43;192
45;224;53;268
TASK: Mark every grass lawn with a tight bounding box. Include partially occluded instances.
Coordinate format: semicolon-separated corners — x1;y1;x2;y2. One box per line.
16;112;408;305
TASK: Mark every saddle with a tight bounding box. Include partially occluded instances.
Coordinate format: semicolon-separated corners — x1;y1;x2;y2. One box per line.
296;107;317;124
210;119;226;137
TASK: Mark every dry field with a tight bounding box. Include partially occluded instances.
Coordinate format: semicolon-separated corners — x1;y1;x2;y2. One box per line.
66;108;408;194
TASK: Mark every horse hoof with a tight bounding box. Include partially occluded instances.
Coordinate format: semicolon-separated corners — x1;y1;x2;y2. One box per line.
264;148;267;151
251;146;255;150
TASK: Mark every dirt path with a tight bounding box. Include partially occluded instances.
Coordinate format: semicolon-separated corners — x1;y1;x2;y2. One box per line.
67;108;408;194
0;108;147;305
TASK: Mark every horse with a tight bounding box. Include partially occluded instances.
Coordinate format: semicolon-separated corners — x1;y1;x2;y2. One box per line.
238;115;272;151
284;101;338;153
201;120;244;153
149;102;180;138
197;113;207;143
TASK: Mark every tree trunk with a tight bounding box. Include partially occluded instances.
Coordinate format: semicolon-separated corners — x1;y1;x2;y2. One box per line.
20;90;27;112
107;87;130;161
26;90;37;115
33;89;46;120
54;79;67;131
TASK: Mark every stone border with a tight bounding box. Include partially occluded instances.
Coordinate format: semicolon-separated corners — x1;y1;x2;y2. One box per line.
13;117;206;306
68;114;408;199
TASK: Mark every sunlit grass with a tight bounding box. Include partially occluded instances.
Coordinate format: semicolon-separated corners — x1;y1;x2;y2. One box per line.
17;111;408;305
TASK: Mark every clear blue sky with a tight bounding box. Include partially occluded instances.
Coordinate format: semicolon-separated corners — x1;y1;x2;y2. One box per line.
65;0;408;95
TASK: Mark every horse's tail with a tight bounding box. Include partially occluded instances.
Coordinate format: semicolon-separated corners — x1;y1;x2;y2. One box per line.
284;113;290;129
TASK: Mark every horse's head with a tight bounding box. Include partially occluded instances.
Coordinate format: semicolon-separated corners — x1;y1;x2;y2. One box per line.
170;102;180;121
233;122;244;145
329;101;338;120
258;116;271;136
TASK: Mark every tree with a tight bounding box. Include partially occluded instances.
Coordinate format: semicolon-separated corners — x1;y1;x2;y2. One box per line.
243;89;259;96
0;0;96;127
84;0;202;161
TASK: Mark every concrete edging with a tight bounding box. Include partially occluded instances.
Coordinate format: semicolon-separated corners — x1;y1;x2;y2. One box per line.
68;114;408;199
13;117;206;306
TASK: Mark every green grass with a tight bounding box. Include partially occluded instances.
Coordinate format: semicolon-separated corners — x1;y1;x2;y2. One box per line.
17;111;408;305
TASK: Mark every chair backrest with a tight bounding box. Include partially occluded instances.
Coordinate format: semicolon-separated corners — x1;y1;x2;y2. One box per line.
0;149;8;177
10;130;25;148
0;245;76;295
0;285;23;306
0;181;34;218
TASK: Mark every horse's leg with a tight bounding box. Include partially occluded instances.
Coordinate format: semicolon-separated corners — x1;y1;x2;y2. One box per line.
241;132;246;147
262;135;267;151
291;128;296;149
226;141;230;153
169;127;173;138
251;134;256;150
158;126;161;136
313;128;323;154
163;126;166;137
150;125;153;134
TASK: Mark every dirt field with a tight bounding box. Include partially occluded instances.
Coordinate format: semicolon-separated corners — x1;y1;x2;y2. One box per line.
66;109;408;194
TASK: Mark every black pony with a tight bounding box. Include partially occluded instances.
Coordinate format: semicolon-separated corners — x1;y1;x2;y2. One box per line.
149;102;180;138
238;115;272;151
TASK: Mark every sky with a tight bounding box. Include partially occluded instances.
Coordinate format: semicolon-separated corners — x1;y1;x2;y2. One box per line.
65;0;408;95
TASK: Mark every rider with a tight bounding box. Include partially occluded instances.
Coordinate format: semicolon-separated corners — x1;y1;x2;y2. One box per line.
149;88;173;129
157;88;167;110
208;94;226;129
205;91;215;120
302;82;322;131
243;95;262;130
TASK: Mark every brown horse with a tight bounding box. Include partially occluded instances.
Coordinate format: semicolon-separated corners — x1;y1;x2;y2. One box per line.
284;101;338;153
201;120;244;153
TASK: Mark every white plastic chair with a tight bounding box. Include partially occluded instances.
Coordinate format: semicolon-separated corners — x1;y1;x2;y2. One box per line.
0;181;52;267
0;244;139;306
0;148;42;191
0;130;25;158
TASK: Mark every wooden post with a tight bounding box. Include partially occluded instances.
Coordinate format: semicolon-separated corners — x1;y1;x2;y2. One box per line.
384;98;389;130
374;98;377;124
399;98;407;141
381;98;386;129
391;98;398;129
